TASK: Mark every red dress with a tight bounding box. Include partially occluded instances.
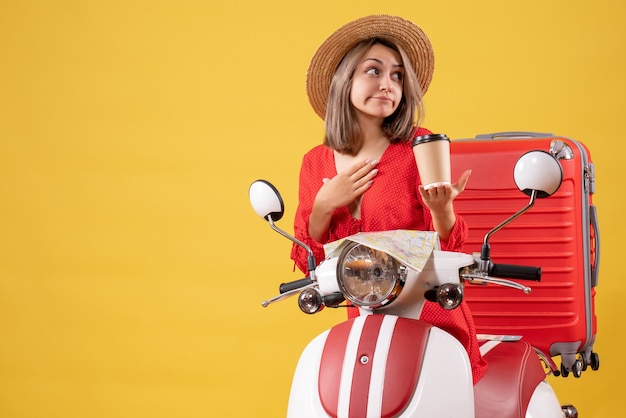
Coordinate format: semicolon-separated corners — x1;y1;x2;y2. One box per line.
290;128;488;384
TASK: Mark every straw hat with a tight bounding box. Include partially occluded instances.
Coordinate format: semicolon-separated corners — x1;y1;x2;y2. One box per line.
306;14;435;120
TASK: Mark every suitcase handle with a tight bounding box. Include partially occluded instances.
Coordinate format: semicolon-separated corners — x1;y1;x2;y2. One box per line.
590;205;600;287
475;131;553;139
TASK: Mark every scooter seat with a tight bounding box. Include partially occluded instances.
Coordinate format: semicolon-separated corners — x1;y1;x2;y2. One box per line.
474;340;547;418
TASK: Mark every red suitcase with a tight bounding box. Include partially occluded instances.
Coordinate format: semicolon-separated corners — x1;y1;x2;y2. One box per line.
450;132;600;377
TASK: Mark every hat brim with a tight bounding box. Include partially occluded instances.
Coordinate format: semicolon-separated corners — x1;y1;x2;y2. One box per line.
306;14;434;120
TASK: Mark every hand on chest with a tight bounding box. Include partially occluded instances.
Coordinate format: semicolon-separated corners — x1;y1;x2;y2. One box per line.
332;147;419;222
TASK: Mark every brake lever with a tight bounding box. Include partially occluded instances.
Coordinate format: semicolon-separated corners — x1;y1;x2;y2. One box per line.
261;283;317;307
461;273;531;294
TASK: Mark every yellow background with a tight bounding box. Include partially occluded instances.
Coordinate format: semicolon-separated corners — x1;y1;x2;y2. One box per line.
0;1;624;417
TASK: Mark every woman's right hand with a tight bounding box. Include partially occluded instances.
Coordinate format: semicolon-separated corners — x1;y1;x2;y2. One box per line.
316;159;379;210
308;159;378;242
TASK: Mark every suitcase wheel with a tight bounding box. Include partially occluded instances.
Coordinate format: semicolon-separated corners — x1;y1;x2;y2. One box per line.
580;350;601;372
560;360;583;378
559;352;600;377
591;352;600;370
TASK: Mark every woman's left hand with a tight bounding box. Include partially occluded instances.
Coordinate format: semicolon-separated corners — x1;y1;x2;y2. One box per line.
418;169;471;214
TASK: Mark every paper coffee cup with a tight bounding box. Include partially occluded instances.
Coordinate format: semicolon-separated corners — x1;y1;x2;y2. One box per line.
412;133;451;189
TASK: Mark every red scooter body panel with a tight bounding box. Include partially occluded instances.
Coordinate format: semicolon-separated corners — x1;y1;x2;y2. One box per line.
318;315;431;418
475;340;547;417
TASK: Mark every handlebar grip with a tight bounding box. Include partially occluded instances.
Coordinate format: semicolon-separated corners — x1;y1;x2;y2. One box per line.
489;263;542;281
279;278;313;294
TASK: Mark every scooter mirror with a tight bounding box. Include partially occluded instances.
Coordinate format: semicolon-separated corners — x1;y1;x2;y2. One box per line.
514;150;563;198
249;180;284;222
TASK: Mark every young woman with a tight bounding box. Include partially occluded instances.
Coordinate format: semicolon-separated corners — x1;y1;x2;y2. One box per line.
290;14;487;384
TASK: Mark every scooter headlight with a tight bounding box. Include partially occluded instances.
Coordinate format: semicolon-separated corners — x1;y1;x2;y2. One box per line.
336;242;406;308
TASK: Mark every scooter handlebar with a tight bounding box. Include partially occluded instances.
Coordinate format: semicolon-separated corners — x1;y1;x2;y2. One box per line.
489;263;541;281
279;278;314;294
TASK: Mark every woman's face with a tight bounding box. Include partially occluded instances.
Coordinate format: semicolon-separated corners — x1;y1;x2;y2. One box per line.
349;43;404;122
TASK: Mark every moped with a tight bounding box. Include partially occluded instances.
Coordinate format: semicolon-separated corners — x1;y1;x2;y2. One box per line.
249;149;578;418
